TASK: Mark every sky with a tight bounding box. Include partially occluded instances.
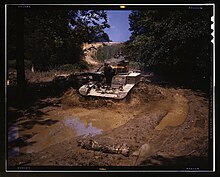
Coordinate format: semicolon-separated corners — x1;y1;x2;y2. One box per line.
104;10;131;42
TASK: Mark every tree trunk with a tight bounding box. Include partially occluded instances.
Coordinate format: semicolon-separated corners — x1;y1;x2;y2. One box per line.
16;8;26;105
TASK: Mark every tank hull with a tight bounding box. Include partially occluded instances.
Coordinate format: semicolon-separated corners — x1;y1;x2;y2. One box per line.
79;72;141;100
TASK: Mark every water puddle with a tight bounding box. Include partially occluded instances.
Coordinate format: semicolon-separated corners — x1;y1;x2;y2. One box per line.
8;123;19;142
8;147;19;157
63;117;103;136
8;123;20;157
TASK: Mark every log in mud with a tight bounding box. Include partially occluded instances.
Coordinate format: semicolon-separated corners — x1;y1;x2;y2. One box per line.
77;139;130;157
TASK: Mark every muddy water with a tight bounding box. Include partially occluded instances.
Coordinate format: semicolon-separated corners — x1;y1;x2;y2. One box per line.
8;123;19;157
8;123;19;143
63;117;103;136
64;107;138;131
8;117;72;157
8;106;138;157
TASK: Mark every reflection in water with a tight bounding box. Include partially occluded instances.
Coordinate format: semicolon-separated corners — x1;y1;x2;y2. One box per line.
8;147;19;157
63;117;103;136
8;117;102;157
8;123;19;142
8;123;20;157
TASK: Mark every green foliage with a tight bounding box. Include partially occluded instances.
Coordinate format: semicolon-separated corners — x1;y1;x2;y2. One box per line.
68;10;110;42
55;61;88;72
96;45;123;61
74;59;89;70
23;10;110;71
7;60;16;68
126;8;212;89
8;59;32;69
24;60;32;69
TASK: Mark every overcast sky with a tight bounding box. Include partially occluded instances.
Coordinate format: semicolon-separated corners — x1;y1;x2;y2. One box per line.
104;10;131;42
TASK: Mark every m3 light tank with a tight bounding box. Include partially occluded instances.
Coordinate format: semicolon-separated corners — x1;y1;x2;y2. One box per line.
78;56;141;100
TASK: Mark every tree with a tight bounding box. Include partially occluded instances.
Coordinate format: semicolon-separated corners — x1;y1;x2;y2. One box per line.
68;10;110;43
24;9;110;71
7;7;27;104
126;8;212;90
7;7;111;104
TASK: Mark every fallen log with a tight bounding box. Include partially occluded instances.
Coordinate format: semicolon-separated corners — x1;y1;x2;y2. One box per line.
77;139;130;157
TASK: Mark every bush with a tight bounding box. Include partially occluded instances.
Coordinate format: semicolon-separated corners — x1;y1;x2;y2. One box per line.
24;60;32;69
7;59;32;69
74;60;89;70
7;60;16;68
96;45;122;61
56;64;77;71
55;61;88;72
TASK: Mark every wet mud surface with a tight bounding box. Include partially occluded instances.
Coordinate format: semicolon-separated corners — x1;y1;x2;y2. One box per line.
7;82;210;169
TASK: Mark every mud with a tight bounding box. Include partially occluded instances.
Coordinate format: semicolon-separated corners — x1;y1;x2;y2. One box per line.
155;93;189;130
7;82;210;169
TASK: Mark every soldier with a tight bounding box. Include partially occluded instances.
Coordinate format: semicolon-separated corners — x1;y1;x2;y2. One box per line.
104;62;115;86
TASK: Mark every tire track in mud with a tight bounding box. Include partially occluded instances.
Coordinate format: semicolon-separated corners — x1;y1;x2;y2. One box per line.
155;93;189;130
137;91;209;166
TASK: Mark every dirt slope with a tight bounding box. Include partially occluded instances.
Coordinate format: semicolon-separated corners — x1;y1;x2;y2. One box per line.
82;42;123;69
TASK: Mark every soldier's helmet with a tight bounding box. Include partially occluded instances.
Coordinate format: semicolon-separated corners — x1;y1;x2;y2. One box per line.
104;61;110;66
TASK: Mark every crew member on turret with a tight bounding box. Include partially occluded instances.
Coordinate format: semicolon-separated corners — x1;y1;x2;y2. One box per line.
104;62;115;87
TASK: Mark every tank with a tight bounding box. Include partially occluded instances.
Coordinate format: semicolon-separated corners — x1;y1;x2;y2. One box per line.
78;57;141;99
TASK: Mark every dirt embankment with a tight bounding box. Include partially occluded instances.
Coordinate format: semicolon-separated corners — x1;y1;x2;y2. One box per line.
82;43;102;67
82;42;123;70
8;81;209;168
